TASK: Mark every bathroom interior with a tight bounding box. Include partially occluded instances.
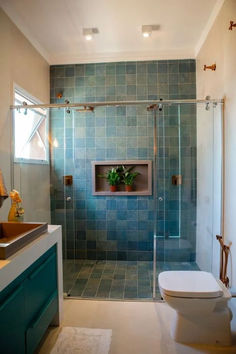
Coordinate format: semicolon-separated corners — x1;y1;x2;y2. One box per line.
0;0;236;353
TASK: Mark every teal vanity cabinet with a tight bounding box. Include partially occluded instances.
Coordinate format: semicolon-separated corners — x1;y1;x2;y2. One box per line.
0;245;58;354
0;282;26;353
25;248;58;354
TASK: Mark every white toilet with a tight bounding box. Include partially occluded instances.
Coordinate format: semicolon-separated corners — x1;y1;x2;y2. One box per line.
158;271;232;345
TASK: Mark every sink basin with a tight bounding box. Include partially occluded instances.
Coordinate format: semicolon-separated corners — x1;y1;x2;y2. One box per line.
0;222;48;259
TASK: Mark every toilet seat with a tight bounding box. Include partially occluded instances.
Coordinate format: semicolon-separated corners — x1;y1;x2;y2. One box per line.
159;271;223;298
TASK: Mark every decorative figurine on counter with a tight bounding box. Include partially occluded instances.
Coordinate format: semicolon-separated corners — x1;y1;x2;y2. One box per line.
8;189;24;222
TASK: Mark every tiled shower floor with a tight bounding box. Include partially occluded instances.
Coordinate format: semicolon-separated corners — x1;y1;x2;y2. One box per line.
63;260;199;300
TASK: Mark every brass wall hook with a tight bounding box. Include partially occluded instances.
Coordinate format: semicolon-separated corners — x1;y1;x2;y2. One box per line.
229;21;236;30
203;64;216;71
56;92;63;99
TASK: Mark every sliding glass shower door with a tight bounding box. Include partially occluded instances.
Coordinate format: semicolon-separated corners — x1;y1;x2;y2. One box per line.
50;104;158;299
154;102;223;298
50;108;77;295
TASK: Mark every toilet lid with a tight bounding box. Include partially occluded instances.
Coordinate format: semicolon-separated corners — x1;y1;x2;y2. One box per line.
158;271;223;298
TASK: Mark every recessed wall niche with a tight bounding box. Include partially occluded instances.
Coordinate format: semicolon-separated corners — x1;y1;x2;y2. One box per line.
92;160;152;196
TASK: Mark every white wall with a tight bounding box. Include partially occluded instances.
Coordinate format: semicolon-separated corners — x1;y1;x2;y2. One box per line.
196;0;236;287
0;8;50;222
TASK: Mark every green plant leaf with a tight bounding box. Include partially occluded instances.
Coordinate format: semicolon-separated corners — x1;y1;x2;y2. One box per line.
97;165;140;186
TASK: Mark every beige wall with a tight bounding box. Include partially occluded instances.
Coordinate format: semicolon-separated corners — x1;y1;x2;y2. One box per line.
0;8;50;222
197;0;236;287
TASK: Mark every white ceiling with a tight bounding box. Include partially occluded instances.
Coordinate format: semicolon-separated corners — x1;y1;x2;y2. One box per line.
0;0;224;64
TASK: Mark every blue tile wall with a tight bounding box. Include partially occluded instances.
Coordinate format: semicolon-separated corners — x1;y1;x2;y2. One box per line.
50;60;196;261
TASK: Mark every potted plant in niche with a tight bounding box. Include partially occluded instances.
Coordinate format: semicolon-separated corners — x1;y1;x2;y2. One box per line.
121;166;140;192
98;167;121;192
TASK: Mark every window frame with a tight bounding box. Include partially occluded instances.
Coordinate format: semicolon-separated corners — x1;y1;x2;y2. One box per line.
13;85;49;165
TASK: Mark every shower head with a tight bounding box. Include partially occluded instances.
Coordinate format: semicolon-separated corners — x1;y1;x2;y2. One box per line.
147;104;157;111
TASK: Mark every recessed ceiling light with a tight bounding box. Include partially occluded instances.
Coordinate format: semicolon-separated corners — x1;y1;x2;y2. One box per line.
143;31;151;38
85;34;92;41
142;25;152;37
83;28;99;41
142;25;160;38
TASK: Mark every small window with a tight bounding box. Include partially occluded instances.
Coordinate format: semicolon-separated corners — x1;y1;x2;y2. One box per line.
14;88;48;164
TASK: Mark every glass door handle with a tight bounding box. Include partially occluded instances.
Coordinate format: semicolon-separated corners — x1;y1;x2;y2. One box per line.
66;196;72;201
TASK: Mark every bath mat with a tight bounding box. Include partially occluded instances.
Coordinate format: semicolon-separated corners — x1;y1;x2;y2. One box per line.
50;326;112;354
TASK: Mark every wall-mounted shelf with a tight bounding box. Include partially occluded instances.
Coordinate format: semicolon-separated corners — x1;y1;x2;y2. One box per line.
92;160;152;196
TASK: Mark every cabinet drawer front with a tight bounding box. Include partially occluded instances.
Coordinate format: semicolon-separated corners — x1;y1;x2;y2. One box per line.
0;284;25;354
29;252;56;280
26;291;58;354
25;250;57;326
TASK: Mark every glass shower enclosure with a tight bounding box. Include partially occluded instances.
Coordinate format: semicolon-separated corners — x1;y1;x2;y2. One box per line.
11;99;223;300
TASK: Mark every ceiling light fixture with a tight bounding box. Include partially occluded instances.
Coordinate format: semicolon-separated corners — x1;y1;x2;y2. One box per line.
83;28;99;41
85;34;92;41
143;32;150;38
142;25;160;38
